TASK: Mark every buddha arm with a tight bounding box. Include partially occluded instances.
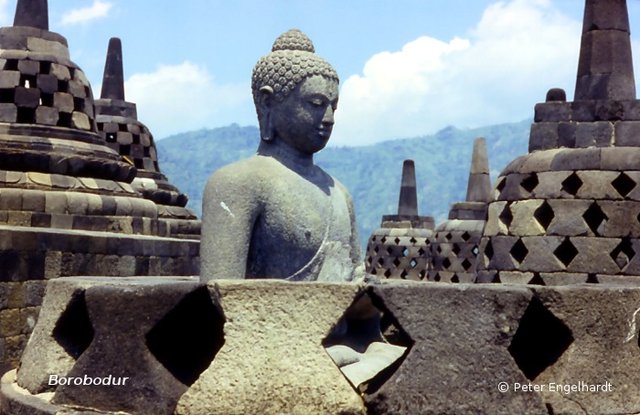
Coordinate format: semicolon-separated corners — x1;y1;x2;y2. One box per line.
200;167;261;282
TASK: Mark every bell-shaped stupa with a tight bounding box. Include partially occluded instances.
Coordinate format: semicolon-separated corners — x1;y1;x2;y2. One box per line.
477;0;640;285
95;38;200;239
365;160;434;280
430;137;491;283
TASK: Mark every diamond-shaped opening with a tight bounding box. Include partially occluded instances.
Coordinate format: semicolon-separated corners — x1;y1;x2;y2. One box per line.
499;204;513;227
377;257;385;267
384;269;391;278
374;246;379;254
366;256;372;266
393;258;401;267
472;246;479;256
485;240;494;261
436;245;442;254
386;246;393;255
451;275;460;283
612;172;636;197
418;247;426;256
409;259;417;268
528;273;545;286
394;237;401;245
380;236;387;244
409;237;417;244
434;273;441;281
582;202;608;235
400;270;408;279
442;257;452;269
520;173;539;193
53;290;94;360
510;239;529;264
418;270;426;280
533;201;554;230
561;172;583;196
452;243;461;256
461;258;472;271
610;237;635;270
445;233;452;241
146;287;225;386
553;237;579;267
323;291;414;395
402;247;409;257
586;273;599;284
508;297;574;380
496;177;506;193
461;231;471;242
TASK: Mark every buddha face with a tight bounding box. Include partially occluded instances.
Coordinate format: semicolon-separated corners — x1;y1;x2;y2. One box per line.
268;75;339;155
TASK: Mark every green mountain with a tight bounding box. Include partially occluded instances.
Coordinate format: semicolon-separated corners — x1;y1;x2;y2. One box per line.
157;120;531;249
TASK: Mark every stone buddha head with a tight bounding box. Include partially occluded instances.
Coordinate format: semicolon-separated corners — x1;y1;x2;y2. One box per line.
252;29;340;155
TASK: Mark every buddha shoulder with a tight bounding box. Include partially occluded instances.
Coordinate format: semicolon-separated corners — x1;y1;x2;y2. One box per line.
204;155;284;193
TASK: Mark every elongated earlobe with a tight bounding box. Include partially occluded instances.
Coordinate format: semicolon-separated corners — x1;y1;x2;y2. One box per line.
259;86;275;142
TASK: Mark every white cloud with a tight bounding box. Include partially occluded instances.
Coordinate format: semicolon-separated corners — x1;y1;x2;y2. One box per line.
332;0;582;146
0;0;10;26
61;0;112;26
123;62;252;139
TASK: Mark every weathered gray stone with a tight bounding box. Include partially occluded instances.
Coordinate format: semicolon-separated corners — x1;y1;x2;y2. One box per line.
201;30;360;282
528;122;558;152
574;120;614;147
176;280;365;415
365;282;546;415
534;102;571;123
614;120;640;146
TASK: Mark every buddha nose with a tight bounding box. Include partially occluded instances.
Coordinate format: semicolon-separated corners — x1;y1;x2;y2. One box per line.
322;106;334;126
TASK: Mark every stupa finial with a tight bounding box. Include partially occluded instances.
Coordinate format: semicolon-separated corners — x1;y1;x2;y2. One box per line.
465;137;491;203
13;0;49;30
100;38;126;101
575;0;635;100
398;160;418;216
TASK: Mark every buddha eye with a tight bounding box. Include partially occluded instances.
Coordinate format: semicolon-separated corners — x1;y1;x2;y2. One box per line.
309;99;324;107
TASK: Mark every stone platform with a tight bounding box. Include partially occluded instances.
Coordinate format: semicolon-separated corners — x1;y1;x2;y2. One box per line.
1;277;640;414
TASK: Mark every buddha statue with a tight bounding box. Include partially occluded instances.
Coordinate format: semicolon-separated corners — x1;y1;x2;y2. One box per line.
200;29;361;282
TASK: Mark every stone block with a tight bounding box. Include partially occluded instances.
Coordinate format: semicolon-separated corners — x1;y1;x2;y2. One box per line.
576;170;622;200
27;37;69;57
546;199;590;236
574;121;613;147
530;285;640;414
508;200;545;236
519;149;561;173
0;71;20;88
52;92;73;113
567;237;620;274
614;120;640;146
517;236;565;273
550;148;601;170
486;236;518;271
71;112;90;130
0;103;17;122
571;100;597;121
534;102;571;123
49;63;70;81
595;100;626;121
601;147;640;170
17;60;39;76
539;272;588;285
557;122;576;148
67;80;86;98
44;192;67;214
176;280;365;414
14;87;39;108
0;309;21;337
597;201;640;237
363;282;546;415
35;106;58;125
528;122;558;152
36;73;57;94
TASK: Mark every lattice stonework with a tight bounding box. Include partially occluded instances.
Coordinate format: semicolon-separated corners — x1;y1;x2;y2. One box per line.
97;116;159;172
365;228;433;280
0;55;95;130
477;149;640;284
429;220;484;283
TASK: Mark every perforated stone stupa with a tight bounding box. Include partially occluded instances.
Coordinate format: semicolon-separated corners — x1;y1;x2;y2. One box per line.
477;0;640;284
365;160;434;280
95;38;200;239
430;137;491;283
0;0;198;373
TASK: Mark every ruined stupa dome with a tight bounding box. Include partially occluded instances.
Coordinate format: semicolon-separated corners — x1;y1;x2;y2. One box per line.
251;29;338;104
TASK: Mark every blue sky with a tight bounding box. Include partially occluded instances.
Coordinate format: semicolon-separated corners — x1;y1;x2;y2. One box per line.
2;0;639;145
